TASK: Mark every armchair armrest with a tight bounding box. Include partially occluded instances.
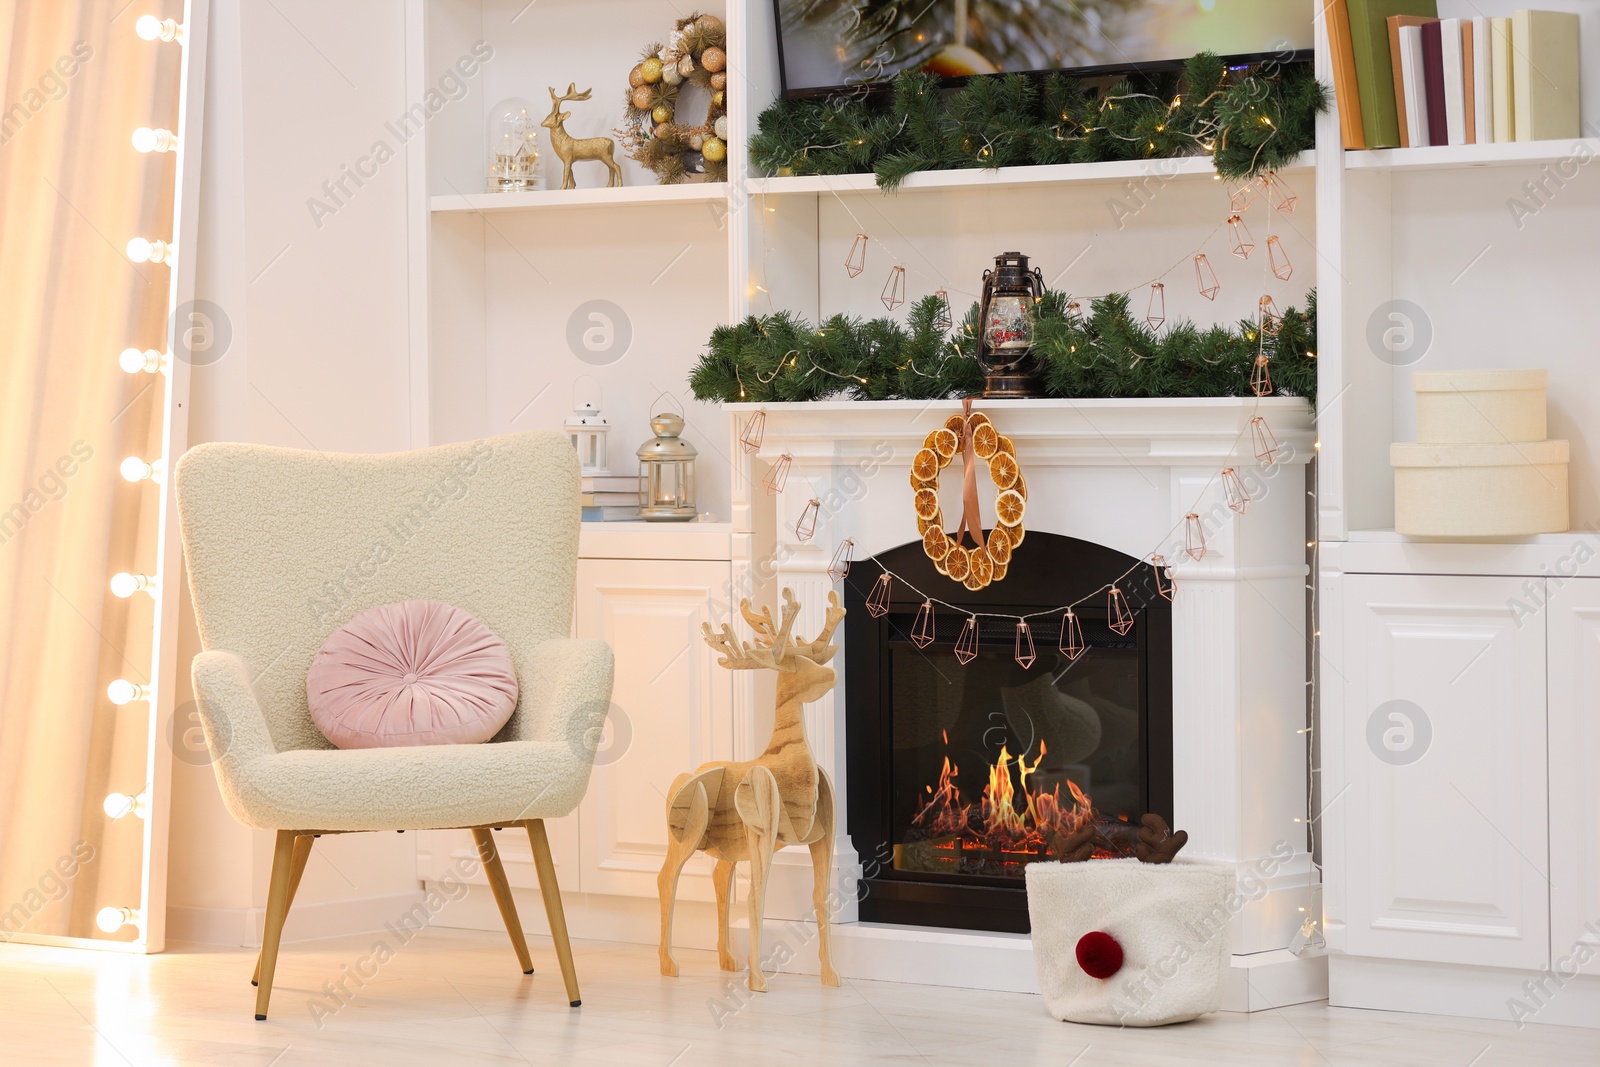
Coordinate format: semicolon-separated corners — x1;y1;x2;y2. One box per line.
507;638;614;763
191;649;281;770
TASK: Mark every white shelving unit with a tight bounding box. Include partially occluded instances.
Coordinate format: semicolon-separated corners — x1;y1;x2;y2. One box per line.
1312;0;1600;1027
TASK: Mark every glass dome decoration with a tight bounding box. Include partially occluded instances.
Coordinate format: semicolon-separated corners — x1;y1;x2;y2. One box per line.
486;97;540;191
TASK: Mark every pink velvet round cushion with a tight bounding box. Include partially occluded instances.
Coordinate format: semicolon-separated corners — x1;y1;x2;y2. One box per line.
307;600;519;749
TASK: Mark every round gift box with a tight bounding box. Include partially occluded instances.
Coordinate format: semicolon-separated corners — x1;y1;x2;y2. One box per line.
1412;369;1547;445
1391;439;1569;537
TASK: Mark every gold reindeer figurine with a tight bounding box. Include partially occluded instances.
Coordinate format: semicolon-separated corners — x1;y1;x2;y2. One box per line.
658;589;846;991
541;83;622;189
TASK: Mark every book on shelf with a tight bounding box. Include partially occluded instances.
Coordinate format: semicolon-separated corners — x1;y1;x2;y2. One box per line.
1398;24;1431;148
580;491;642;507
1326;0;1367;148
1349;0;1439;148
1490;17;1514;142
1513;9;1581;142
1387;14;1437;146
1470;17;1492;145
1420;20;1448;147
1441;18;1467;145
581;505;641;522
581;474;641;493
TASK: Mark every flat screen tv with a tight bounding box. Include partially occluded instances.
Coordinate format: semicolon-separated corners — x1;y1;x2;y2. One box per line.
774;0;1315;98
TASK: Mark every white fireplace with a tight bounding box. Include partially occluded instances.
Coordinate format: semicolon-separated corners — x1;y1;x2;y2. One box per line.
725;397;1326;1010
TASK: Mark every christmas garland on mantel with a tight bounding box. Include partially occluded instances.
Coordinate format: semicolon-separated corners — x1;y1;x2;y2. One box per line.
688;289;1317;404
749;53;1326;188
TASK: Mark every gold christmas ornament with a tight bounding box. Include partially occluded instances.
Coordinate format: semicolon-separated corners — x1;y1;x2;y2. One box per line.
617;12;731;184
913;402;1026;590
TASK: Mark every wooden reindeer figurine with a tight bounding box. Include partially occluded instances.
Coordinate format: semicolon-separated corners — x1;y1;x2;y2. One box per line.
541;84;623;189
658;588;846;991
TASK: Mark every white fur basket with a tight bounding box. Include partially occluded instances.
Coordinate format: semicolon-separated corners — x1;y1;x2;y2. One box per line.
1025;858;1235;1026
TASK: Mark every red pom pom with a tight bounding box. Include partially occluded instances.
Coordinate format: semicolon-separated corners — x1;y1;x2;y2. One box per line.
1075;930;1123;979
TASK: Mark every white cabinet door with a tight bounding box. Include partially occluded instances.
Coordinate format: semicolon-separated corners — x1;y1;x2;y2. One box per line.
1339;573;1548;969
573;558;734;900
1548;576;1600;976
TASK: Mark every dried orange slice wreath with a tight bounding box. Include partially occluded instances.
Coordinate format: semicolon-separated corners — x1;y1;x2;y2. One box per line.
914;408;1026;590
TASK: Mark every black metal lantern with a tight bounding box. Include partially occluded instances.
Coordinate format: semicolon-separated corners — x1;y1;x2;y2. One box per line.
978;251;1046;398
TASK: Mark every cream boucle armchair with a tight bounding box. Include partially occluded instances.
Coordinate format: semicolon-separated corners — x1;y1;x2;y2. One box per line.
174;432;613;1020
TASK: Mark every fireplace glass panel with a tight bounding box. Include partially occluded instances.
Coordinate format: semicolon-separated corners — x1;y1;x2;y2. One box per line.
888;612;1143;881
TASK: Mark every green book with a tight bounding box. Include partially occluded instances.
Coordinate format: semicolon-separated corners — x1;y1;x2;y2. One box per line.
1347;0;1440;147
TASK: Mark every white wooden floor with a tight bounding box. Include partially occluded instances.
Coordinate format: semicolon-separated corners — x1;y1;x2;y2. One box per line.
3;928;1598;1065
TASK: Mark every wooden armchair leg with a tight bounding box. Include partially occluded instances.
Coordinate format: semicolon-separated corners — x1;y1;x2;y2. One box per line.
473;828;534;974
525;819;581;1007
254;829;299;1020
253;834;313;987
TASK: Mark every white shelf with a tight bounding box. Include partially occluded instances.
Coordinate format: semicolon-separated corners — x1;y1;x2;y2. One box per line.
1343;138;1600;172
430;182;729;213
744;150;1316;196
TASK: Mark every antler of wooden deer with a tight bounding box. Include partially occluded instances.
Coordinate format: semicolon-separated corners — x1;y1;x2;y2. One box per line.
791;590;847;666
703;598;796;672
703;589;836;672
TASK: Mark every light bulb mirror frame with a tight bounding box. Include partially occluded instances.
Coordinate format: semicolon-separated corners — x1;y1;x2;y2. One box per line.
8;0;209;955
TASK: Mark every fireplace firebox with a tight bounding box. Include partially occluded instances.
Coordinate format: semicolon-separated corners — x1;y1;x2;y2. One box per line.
844;531;1173;933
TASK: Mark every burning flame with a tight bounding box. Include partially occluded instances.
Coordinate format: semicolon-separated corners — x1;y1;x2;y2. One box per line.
908;736;1117;874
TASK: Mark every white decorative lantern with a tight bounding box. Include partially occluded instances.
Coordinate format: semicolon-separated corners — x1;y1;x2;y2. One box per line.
564;402;610;476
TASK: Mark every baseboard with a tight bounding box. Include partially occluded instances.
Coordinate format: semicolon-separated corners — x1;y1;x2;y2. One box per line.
732;917;1041;994
166;890;427;948
1331;955;1600;1029
430;882;730;953
1220;948;1328;1012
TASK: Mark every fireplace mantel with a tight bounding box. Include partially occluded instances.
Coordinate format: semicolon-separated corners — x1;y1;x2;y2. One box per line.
723;396;1324;1009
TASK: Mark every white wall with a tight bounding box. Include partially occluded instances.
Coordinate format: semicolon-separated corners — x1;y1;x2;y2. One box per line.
168;0;423;945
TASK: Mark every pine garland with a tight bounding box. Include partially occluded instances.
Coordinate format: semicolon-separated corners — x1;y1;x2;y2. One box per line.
750;54;1325;187
688;290;1317;404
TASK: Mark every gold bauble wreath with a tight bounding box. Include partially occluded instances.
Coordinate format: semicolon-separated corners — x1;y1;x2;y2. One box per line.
616;13;728;184
911;411;1027;591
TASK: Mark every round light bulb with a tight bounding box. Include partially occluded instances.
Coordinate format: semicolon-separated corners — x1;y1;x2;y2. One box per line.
135;15;162;39
119;348;165;374
110;572;150;598
120;456;161;483
131;126;175;152
126;237;153;262
104;792;146;819
107;679;149;705
96;906;134;933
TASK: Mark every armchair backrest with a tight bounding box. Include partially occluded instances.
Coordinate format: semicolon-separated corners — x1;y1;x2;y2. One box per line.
174;433;580;752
